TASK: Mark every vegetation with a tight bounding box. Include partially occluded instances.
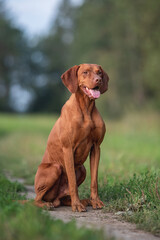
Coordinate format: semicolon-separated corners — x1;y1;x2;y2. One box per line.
0;112;159;236
0;0;160;238
0;0;160;115
0;175;108;240
102;172;160;235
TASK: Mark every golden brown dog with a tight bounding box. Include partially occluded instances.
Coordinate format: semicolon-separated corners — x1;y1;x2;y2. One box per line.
34;64;109;212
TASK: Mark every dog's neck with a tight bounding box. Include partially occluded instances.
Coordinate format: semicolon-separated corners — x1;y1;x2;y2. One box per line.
75;89;95;118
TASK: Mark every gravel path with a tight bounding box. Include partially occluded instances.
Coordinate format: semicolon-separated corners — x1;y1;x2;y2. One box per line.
23;183;159;240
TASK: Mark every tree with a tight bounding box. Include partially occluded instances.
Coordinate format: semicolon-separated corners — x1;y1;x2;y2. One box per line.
0;0;33;112
69;0;160;115
29;0;76;113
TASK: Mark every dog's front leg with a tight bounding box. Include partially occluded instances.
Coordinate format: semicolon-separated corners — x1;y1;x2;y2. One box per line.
90;144;105;209
63;147;86;212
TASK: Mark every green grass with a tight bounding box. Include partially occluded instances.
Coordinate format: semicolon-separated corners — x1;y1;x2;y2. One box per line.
102;171;160;235
0;112;160;236
0;114;57;183
0;174;108;240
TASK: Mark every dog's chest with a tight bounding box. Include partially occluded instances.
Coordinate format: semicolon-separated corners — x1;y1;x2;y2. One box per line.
74;116;102;142
73;116;105;165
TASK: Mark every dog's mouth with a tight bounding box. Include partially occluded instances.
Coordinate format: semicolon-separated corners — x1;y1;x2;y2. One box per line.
82;86;100;99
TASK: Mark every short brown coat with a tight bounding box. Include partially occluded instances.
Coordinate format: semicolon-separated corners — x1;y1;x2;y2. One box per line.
34;63;109;212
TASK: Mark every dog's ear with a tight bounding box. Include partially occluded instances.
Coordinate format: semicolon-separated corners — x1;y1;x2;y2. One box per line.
61;65;80;93
99;66;109;94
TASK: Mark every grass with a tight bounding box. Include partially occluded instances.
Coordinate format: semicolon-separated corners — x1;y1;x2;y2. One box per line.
102;171;160;235
0;111;160;236
0;174;108;240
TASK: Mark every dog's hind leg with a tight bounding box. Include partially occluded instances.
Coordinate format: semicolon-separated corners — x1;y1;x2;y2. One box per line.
34;163;62;209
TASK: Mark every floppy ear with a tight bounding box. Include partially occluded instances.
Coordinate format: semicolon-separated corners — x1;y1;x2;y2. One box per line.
61;65;80;93
99;66;109;94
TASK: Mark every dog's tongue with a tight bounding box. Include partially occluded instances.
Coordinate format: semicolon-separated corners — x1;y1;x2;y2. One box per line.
87;88;100;99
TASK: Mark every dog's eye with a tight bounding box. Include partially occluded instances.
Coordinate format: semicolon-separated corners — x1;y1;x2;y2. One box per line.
83;71;88;74
97;71;102;75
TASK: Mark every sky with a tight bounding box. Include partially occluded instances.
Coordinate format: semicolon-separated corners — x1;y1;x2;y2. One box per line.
6;0;61;37
6;0;83;37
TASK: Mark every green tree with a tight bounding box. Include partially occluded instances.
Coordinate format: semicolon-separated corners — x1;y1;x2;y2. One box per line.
69;0;160;115
29;0;76;113
0;0;33;111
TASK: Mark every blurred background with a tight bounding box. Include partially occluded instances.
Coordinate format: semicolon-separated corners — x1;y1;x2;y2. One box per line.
0;0;160;117
0;2;160;236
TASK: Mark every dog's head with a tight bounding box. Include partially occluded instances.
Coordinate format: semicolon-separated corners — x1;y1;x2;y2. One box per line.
61;64;109;99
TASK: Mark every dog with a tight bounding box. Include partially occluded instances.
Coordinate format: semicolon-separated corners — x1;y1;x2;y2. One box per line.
34;63;109;212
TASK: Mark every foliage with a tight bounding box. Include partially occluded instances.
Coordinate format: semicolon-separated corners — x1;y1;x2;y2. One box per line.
0;174;108;240
0;0;160;115
35;0;160;116
0;0;66;113
101;172;160;236
0;1;34;112
76;0;160;114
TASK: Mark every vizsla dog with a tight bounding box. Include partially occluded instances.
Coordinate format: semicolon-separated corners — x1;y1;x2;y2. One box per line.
34;64;109;212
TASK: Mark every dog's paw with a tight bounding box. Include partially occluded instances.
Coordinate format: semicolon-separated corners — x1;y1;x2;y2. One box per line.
34;200;55;210
72;200;87;212
90;197;105;209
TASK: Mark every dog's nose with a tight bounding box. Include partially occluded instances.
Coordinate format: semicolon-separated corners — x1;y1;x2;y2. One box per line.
95;78;102;84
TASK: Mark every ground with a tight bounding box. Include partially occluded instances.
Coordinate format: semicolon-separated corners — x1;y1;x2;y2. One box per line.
8;174;160;240
0;112;160;239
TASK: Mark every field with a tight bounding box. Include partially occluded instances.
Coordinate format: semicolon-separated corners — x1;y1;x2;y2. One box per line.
0;112;160;239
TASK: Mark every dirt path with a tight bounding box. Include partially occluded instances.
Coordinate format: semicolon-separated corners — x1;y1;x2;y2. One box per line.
9;176;160;240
